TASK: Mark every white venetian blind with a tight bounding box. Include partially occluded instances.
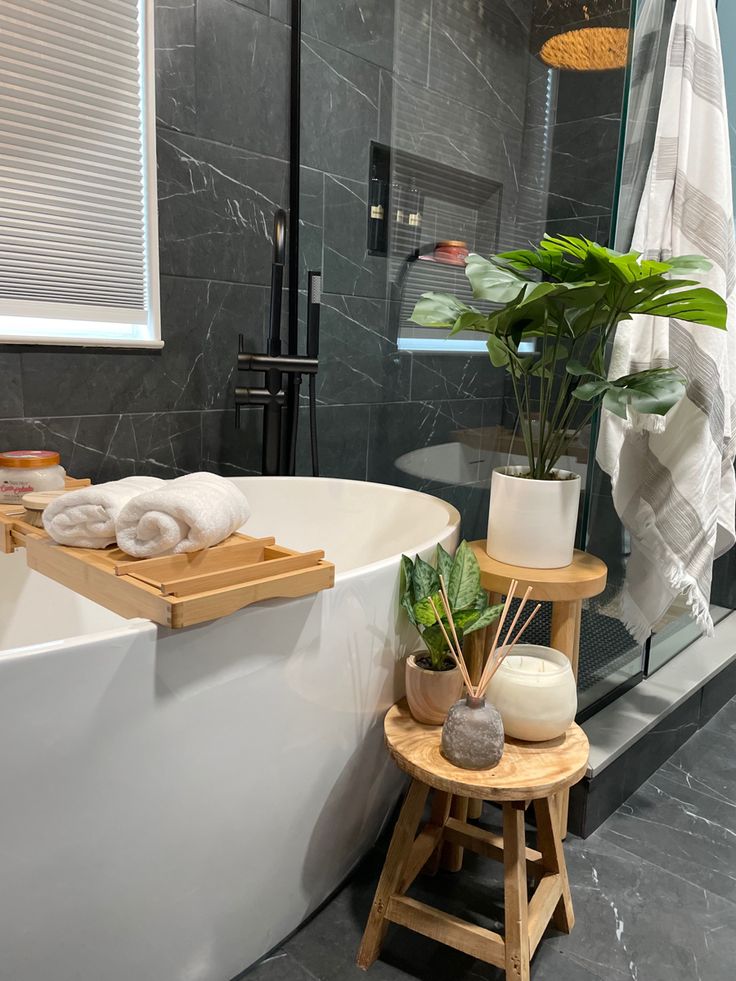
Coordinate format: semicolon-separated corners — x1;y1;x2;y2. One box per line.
0;0;161;347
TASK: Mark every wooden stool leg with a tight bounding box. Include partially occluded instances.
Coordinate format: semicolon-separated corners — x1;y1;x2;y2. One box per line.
503;801;531;981
357;779;429;970
440;794;469;871
550;598;582;840
533;796;574;933
467;798;483;820
423;790;453;876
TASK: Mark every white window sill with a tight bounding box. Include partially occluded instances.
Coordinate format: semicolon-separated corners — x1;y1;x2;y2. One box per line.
0;335;164;349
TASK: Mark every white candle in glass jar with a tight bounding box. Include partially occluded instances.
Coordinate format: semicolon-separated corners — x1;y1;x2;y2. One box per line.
486;644;577;742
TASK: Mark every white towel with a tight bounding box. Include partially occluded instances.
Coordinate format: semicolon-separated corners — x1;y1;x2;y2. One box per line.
115;472;251;558
596;0;736;642
43;476;165;548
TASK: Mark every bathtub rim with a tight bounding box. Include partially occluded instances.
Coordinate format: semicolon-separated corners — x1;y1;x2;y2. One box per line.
0;617;155;662
229;475;462;582
1;478;461;654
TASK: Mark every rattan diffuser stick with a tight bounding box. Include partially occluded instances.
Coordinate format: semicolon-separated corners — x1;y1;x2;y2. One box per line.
476;584;534;696
476;601;542;700
434;577;542;701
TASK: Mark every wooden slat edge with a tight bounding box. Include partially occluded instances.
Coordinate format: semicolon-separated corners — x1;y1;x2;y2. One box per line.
528;874;562;955
161;549;326;597
386;896;505;968
170;561;335;628
398;825;445;894
26;537;173;627
443;818;544;873
114;536;276;577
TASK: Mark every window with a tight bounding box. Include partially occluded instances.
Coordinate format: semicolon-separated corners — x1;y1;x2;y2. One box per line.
0;0;161;347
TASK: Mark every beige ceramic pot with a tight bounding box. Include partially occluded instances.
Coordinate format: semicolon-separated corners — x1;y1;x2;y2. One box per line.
405;653;464;725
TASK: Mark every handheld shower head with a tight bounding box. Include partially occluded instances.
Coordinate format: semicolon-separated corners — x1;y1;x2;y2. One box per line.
273;209;287;266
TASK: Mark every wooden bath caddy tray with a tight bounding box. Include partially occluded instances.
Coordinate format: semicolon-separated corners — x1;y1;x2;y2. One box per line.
0;480;335;628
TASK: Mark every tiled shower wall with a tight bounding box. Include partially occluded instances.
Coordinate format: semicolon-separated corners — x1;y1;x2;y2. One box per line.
0;0;626;543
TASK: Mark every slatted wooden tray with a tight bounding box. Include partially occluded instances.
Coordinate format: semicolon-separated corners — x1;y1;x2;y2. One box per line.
1;478;335;628
24;532;334;628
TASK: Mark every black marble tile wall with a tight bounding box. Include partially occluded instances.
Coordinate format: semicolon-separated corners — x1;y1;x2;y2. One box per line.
0;0;293;483
546;60;627;239
0;0;625;549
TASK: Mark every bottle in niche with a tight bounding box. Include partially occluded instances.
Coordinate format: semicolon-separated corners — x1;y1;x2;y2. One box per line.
406;175;422;242
368;162;387;253
391;179;406;229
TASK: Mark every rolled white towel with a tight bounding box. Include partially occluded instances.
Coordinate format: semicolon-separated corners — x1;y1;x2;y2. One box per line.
43;476;166;548
115;472;251;558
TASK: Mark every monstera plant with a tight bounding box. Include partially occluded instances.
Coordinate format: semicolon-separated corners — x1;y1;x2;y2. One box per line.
411;235;727;569
413;235;727;479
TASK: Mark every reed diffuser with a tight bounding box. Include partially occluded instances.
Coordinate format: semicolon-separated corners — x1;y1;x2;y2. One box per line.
435;578;541;770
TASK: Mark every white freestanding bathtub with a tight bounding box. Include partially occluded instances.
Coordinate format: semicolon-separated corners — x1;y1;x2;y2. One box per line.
0;477;459;981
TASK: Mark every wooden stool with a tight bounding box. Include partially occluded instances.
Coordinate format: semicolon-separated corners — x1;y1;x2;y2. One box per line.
466;544;606;836
357;700;589;980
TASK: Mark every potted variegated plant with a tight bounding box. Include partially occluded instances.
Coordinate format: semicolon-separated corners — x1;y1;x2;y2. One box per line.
400;541;503;724
412;235;727;568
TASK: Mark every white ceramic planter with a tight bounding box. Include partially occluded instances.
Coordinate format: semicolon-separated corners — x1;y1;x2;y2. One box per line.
486;644;577;742
405;654;464;725
486;466;581;568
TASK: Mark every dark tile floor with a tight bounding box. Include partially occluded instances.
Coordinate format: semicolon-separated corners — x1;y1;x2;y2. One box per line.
243;697;736;981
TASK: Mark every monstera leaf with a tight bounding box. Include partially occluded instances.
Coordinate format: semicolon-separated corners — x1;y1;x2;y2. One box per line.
631;286;727;327
410;292;474;328
572;366;687;419
464;253;529;302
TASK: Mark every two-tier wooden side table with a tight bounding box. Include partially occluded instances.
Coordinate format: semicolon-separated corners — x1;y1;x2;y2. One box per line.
464;544;607;838
357;700;589;981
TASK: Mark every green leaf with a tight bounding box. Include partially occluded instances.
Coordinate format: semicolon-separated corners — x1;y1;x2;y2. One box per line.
436;543;453;589
400;554;416;625
566;359;595;377
465;253;528;302
463;603;504;635
447;540;481;611
486;334;511;367
421;623;449;665
452;610;480;631
411;292;474;328
572;379;611;401
450;309;490;335
412;555;439;601
665;255;713;275
413;592;443;626
632;285;727;328
604;367;687;418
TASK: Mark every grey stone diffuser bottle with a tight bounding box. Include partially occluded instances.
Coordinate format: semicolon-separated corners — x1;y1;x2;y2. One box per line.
440;695;505;770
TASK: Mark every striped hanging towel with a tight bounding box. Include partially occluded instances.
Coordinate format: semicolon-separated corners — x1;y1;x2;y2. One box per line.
596;0;736;643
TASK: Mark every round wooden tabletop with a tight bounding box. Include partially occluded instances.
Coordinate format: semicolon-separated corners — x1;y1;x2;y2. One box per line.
469;542;607;602
385;700;589;802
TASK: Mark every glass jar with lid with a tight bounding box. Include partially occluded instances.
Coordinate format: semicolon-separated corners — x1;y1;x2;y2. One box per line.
0;451;66;504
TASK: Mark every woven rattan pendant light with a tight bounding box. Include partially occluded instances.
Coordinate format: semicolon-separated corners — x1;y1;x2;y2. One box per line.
531;1;630;71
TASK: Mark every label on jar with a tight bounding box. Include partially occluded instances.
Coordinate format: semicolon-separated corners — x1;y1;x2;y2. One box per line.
0;479;36;501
